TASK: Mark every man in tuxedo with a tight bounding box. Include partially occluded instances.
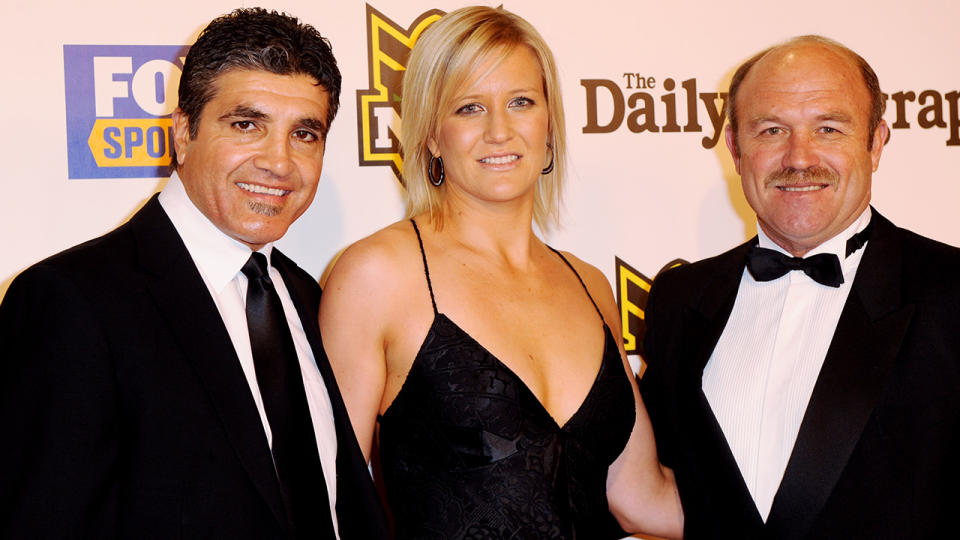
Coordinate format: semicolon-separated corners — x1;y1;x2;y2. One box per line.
641;35;960;539
0;8;388;539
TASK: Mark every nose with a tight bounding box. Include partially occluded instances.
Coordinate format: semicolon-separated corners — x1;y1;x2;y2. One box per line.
253;131;294;177
782;132;820;170
483;107;514;144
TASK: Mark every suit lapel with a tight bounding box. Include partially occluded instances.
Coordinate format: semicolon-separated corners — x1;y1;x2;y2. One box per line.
269;250;324;381
270;250;352;440
688;241;755;375
130;197;288;529
681;241;768;531
272;250;384;537
766;212;914;539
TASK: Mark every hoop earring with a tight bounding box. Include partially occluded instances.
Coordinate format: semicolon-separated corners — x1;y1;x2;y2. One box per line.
541;145;555;175
428;155;444;187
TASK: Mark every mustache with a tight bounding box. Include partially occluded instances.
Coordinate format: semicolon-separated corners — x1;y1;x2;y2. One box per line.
764;166;839;188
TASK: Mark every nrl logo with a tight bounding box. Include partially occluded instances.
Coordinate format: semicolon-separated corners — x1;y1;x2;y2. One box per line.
616;257;686;361
356;5;444;179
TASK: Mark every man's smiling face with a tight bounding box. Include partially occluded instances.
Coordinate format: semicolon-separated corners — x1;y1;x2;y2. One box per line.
726;42;886;256
172;69;330;249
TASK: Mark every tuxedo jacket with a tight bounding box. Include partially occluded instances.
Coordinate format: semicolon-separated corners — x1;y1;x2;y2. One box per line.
0;196;389;539
640;211;960;540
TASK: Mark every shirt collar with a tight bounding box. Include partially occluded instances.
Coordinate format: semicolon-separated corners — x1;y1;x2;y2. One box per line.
158;171;274;292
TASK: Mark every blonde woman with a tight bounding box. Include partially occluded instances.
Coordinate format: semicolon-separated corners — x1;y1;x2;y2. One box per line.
320;6;682;539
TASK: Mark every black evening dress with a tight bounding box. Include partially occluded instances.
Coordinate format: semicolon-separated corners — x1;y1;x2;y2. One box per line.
377;220;636;539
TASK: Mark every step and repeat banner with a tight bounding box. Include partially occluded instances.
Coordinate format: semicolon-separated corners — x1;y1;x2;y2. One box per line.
2;0;958;363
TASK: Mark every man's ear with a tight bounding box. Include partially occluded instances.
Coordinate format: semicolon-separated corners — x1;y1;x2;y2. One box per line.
172;108;191;166
724;124;741;175
870;119;889;172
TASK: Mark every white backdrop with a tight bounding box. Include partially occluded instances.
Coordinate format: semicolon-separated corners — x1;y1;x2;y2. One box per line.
2;0;958;349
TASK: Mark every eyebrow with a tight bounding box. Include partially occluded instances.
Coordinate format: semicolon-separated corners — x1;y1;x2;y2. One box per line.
219;105;267;121
299;117;328;136
816;112;853;123
748;111;855;126
457;87;543;100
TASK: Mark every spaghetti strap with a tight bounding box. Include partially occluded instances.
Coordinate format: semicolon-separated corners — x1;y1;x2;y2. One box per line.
410;219;439;315
547;246;605;322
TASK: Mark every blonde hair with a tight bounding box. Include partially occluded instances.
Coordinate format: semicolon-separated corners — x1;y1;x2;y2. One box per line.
400;5;566;230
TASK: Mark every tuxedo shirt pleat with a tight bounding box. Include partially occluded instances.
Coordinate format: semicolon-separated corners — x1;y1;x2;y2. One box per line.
702;208;871;521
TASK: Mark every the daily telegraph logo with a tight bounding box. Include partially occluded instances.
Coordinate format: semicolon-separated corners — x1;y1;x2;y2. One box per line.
888;89;960;146
582;73;960;147
64;45;189;179
583;75;728;149
356;5;443;179
616;257;686;359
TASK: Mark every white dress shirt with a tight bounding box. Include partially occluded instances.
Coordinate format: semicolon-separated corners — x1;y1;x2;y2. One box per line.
159;173;339;537
702;207;872;521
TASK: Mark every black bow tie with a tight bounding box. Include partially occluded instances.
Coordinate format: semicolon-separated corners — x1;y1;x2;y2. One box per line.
747;248;844;287
746;218;875;288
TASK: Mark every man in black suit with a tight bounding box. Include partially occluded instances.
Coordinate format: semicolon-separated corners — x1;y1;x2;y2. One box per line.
641;35;960;539
0;9;388;539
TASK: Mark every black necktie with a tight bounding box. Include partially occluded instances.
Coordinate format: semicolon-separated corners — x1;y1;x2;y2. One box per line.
745;219;874;288
242;252;335;539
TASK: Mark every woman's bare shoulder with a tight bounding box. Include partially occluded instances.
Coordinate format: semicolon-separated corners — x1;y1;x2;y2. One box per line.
553;249;618;317
325;220;422;296
553;250;610;291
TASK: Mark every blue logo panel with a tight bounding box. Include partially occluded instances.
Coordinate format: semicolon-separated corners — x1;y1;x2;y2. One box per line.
64;45;189;179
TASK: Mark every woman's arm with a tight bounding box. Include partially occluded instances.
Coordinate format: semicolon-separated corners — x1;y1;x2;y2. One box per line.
569;256;684;539
319;240;393;462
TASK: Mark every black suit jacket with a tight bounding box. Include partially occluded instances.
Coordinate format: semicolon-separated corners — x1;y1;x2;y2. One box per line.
0;196;389;539
641;210;960;540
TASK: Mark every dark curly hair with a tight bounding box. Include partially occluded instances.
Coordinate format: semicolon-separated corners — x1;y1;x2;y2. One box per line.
172;7;342;167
